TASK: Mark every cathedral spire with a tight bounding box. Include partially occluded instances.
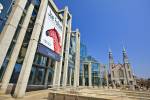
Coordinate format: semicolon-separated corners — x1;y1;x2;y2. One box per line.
122;46;129;63
109;48;114;64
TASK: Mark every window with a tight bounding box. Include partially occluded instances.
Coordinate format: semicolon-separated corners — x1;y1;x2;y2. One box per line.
34;54;48;67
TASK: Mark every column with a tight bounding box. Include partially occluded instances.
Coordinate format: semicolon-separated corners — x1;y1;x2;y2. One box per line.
74;29;80;87
98;64;102;87
0;3;34;94
52;61;58;87
82;64;85;86
0;0;28;69
88;62;92;87
62;15;72;87
13;0;48;98
55;7;68;87
77;30;80;86
44;59;51;88
44;68;49;88
69;68;72;86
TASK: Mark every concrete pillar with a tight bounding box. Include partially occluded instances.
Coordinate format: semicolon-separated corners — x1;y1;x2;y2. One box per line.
55;7;68;87
52;61;58;87
44;59;51;88
69;68;72;86
99;64;102;87
62;15;72;87
0;3;34;94
74;29;80;87
82;64;85;86
77;30;80;86
0;0;28;69
44;68;49;88
13;0;48;98
88;62;92;87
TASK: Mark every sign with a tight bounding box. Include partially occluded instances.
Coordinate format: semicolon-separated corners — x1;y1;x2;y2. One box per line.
37;43;61;61
40;5;63;54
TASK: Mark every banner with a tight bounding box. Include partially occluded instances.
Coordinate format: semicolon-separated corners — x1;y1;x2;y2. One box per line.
40;5;63;54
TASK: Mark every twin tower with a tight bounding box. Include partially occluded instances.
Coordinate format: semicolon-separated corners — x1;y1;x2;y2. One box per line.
109;48;136;88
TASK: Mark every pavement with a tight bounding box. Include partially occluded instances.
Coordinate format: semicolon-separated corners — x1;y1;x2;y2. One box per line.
0;87;150;100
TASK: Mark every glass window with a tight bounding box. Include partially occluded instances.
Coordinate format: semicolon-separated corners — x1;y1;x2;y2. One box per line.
0;0;14;32
34;54;48;66
0;59;9;81
34;68;45;85
10;63;22;83
28;67;36;85
47;69;53;85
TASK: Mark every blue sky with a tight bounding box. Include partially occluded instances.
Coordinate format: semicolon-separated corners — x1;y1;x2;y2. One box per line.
54;0;150;78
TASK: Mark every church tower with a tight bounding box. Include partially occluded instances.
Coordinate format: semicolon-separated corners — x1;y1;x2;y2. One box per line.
109;48;115;86
122;47;134;85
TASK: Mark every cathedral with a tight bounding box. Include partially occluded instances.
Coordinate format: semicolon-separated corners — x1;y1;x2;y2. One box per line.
109;48;136;88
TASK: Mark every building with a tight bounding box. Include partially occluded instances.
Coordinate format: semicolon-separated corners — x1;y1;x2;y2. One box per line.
80;43;105;87
0;0;15;32
0;0;80;98
109;48;136;88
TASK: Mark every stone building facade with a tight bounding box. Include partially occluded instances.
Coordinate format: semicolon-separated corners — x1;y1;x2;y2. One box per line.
109;48;136;88
0;0;80;98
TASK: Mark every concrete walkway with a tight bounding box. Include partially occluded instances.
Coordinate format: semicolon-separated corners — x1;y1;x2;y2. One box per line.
0;87;150;100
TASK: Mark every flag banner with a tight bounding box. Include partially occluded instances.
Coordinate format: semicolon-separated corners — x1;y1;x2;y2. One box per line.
40;5;63;55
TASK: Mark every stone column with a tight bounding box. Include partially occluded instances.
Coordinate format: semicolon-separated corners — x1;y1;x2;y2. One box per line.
0;3;34;94
77;30;80;86
82;64;85;86
69;68;72;86
74;29;80;87
13;0;48;98
0;0;28;69
52;61;58;87
99;64;102;87
44;62;51;88
62;15;72;87
44;59;52;88
55;7;68;87
88;62;92;87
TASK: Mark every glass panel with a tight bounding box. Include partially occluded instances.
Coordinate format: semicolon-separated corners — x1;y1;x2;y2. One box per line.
47;69;53;85
28;67;36;85
10;63;22;83
0;59;9;81
34;68;45;85
34;54;48;66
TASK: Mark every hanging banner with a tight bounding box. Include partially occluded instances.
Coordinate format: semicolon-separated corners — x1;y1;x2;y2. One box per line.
40;5;63;54
37;44;61;61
